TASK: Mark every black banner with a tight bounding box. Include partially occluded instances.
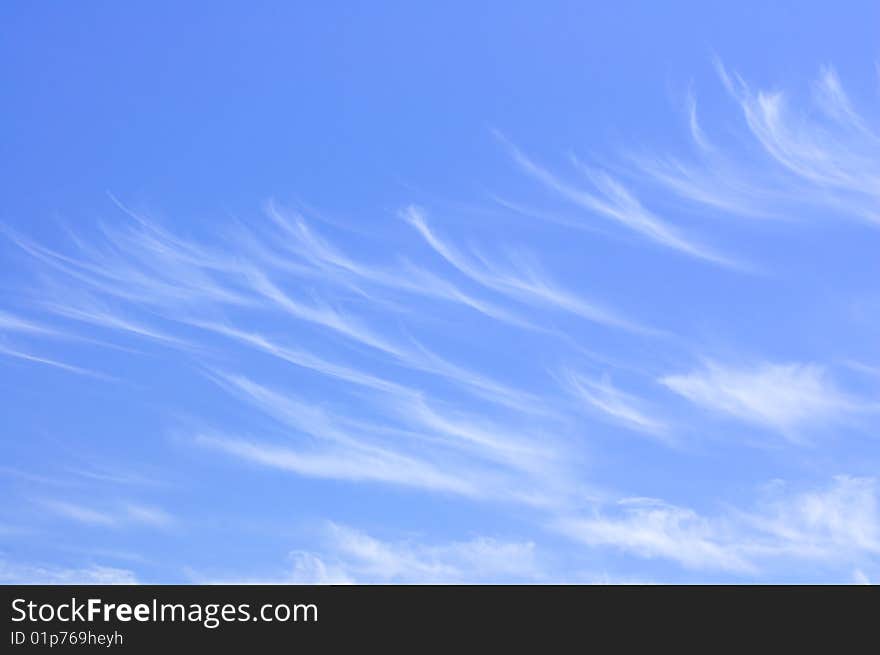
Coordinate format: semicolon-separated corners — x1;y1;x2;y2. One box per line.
1;585;875;650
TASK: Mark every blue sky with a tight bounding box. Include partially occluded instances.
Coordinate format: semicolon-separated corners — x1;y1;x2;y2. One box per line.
1;1;879;584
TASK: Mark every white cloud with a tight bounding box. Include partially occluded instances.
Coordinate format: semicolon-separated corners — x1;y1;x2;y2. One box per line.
198;552;355;585
0;342;107;378
685;86;713;152
557;476;880;578
198;371;577;508
42;500;117;526
721;63;880;215
6;205;549;415
285;552;355;584
402;205;648;333
42;499;174;529
853;569;871;585
194;523;543;584
190;321;417;398
195;433;482;498
660;360;857;436
41;299;187;347
263;202;529;327
741;476;880;559
635;62;880;227
0;559;138;584
293;523;543;584
493;131;737;266
555;499;753;573
562;371;669;438
0;310;58;336
387;394;560;473
122;504;175;528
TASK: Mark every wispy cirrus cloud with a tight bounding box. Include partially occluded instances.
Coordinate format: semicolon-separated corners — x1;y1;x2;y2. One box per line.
197;371;576;507
4;201;587;531
198;522;543;584
555;498;753;573
493;130;739;267
0;342;107;378
739;476;880;560
0;559;138;584
5;206;547;414
561;370;669;439
187;320;418;398
556;475;880;577
39;298;188;348
41;500;174;529
719;63;880;216
684;85;713;152
631;62;880;226
659;360;862;437
384;393;560;473
0;310;59;336
263;202;531;328
403;205;650;332
309;522;543;583
194;432;483;498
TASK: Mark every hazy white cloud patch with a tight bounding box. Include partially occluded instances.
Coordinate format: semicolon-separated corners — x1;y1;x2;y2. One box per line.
719;63;880;217
556;498;752;573
41;500;174;529
0;342;108;379
493;131;739;267
557;475;880;578
194;432;484;498
632;62;880;226
741;476;880;560
852;569;872;585
196;369;582;508
660;360;861;438
561;370;670;439
402;205;648;332
0;310;60;337
0;559;138;585
282;523;544;584
263;202;529;327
